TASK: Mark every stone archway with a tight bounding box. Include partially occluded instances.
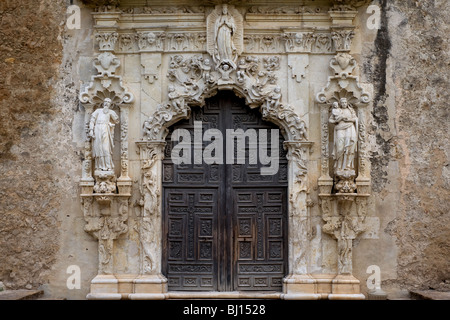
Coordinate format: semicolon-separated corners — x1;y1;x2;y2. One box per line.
161;90;290;292
134;58;314;297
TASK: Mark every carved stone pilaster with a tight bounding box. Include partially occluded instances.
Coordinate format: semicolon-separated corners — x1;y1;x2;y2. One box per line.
314;7;371;300
285;141;313;275
81;13;134;299
131;141;168;299
135;141;165;276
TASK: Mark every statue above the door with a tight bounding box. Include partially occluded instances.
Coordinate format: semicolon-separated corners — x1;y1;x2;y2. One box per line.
142;3;307;143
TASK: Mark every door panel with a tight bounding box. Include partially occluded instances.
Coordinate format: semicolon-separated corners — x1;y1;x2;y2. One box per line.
233;189;287;291
162;91;288;292
163;188;219;291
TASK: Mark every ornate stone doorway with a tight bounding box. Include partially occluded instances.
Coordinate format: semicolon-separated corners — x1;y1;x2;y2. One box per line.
79;1;374;300
162;91;288;292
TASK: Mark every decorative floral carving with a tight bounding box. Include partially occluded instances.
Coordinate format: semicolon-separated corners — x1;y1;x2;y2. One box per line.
331;30;355;52
142;53;308;143
320;195;368;274
95;32;118;52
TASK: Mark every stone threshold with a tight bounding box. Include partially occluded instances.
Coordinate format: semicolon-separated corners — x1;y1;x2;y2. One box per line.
87;274;366;300
166;291;282;300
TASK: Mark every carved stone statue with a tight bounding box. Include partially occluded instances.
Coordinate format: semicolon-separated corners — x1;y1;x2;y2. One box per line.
329;98;358;174
89;98;119;171
214;4;237;68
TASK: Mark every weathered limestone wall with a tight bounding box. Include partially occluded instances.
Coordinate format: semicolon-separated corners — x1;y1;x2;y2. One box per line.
0;0;448;299
0;0;98;299
0;0;65;290
368;0;450;292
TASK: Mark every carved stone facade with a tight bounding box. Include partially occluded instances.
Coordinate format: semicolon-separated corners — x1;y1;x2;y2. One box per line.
76;0;377;300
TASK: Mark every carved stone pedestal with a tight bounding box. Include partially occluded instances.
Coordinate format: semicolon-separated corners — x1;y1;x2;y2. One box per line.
282;273;365;300
128;275;168;300
282;274;321;300
86;275;122;300
329;274;365;300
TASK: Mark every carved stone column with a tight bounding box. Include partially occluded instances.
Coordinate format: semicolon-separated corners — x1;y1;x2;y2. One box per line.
130;141;168;300
282;141;319;299
315;6;371;300
79;8;134;300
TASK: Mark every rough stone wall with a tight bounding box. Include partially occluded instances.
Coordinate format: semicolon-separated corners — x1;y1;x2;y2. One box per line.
363;0;450;292
0;0;78;292
0;0;63;289
387;0;450;291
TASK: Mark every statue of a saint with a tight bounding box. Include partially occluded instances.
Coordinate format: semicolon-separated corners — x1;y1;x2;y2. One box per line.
214;4;237;68
329;98;358;173
89;98;119;171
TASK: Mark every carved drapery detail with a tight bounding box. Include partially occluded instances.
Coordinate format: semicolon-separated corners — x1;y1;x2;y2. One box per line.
206;4;244;70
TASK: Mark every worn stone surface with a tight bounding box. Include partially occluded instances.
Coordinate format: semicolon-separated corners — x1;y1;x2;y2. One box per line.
0;289;43;300
363;0;450;292
0;0;66;290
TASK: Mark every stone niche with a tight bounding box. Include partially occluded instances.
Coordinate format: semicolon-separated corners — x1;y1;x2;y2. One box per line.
78;0;376;300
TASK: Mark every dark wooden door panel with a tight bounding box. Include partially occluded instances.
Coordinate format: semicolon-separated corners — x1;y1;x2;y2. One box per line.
163;188;219;291
233;188;287;291
162;91;288;292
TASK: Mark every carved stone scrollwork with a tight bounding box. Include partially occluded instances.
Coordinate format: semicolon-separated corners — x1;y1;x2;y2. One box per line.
95;32;118;52
141;52;308;143
320;194;368;275
331;30;355;52
82;196;130;274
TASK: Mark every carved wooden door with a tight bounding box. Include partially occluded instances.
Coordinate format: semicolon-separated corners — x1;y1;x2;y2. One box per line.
162;91;288;291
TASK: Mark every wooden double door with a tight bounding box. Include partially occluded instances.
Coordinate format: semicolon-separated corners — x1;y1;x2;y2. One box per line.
162;91;288;292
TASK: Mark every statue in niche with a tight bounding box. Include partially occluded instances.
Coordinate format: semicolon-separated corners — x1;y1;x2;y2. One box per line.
329;98;358;174
214;4;237;68
89;98;119;172
329;98;358;175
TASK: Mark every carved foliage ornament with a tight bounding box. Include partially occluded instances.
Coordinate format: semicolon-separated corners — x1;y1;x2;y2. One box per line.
142;53;307;143
80;51;134;106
